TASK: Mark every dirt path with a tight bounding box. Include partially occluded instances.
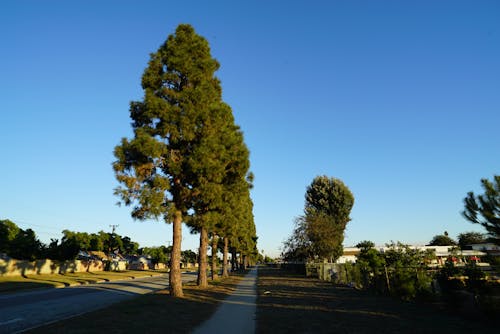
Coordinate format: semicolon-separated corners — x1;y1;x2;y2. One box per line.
256;266;496;334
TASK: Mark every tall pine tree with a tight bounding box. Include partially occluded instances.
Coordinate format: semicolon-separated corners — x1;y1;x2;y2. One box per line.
188;106;252;286
113;24;225;297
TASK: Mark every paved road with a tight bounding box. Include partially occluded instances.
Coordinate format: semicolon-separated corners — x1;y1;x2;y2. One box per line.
193;267;257;334
0;272;197;333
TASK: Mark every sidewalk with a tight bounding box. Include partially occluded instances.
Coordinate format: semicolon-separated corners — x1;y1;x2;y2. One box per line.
192;267;258;334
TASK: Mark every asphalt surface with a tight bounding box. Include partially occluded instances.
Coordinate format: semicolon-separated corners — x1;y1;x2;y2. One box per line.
0;272;197;333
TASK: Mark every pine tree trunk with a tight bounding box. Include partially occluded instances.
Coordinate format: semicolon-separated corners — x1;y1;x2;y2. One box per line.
222;237;229;278
243;254;247;270
197;226;208;288
211;234;219;280
169;211;183;297
231;250;237;271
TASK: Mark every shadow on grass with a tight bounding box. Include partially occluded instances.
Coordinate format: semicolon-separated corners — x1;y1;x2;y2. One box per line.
257;267;496;334
25;275;88;287
0;281;55;294
28;276;243;334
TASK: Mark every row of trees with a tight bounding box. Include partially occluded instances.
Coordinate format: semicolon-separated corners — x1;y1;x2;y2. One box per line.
0;219;192;263
113;24;257;297
0;219;43;261
282;175;354;263
0;219;133;261
338;240;497;304
427;231;489;248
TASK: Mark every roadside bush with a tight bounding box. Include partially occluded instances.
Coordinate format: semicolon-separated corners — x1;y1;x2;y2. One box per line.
464;263;487;292
334;242;434;301
476;281;500;317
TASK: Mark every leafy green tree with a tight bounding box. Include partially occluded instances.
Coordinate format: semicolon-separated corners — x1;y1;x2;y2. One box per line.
304;176;354;261
43;238;59;260
9;228;42;261
463;175;500;244
457;231;486;249
428;232;457;246
305;213;345;261
104;233;123;254
121;236;139;254
189;118;252;282
355;241;385;289
383;242;432;300
220;171;253;276
282;217;313;262
89;233;105;251
113;24;228;297
227;189;257;270
0;219;20;254
181;249;197;263
356;240;375;251
142;246;168;265
58;230;90;260
185;92;251;285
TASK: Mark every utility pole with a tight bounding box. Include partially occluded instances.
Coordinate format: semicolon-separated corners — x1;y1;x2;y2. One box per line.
109;224;119;234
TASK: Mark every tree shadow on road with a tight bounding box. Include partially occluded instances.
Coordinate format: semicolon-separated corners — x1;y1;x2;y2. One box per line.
27;274;245;334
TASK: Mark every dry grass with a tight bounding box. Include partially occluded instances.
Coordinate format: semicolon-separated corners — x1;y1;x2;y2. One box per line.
257;266;497;334
27;273;244;334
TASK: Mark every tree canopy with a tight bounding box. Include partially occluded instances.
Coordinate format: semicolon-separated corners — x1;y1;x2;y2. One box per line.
113;24;255;295
462;175;500;245
427;232;457;246
282;175;354;262
304;176;354;261
457;231;486;249
0;220;42;261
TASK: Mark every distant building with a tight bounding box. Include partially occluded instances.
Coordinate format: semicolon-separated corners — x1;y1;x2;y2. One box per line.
337;244;489;266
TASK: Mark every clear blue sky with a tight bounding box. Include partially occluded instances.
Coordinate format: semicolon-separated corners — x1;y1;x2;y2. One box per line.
1;1;498;257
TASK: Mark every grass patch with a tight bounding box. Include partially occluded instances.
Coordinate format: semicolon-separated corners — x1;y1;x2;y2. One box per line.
27;273;244;334
0;270;165;294
257;266;497;333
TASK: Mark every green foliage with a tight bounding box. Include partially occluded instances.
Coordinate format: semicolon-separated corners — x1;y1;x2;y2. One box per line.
113;24;229;220
122;236;139;254
463;175;500;244
284;175;354;262
337;241;433;301
305;213;344;261
356;244;385;290
457;231;486;249
0;220;42;261
113;24;255;292
383;243;432;300
181;249;197;263
305;176;354;224
8;228;42;261
355;240;375;251
281;217;312;262
428;232;457;246
142;246;169;265
263;255;273;263
0;219;142;261
464;262;486;292
0;219;20;254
